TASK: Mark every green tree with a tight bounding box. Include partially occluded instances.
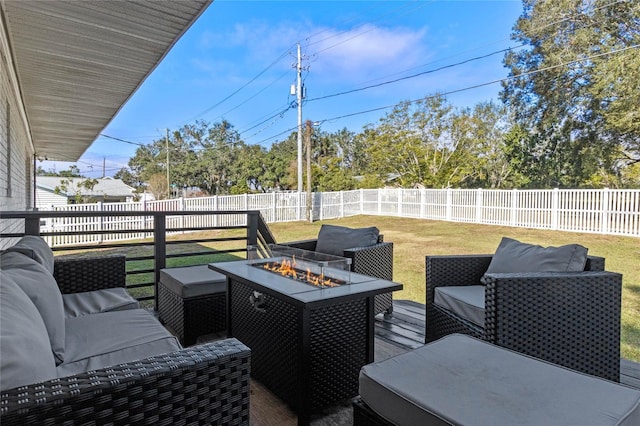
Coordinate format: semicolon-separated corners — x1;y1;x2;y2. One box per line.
501;0;639;187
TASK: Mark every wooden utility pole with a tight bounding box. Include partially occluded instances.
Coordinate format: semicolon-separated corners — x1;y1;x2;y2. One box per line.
165;128;170;199
305;120;313;222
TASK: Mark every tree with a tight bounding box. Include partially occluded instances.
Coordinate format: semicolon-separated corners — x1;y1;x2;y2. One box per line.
501;0;640;187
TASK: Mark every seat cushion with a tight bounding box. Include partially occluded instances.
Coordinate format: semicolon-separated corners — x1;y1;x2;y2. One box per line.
63;287;140;317
433;285;485;327
360;334;640;426
58;309;181;377
0;252;66;365
159;265;227;299
5;235;55;274
481;237;588;284
0;278;58;391
315;224;379;257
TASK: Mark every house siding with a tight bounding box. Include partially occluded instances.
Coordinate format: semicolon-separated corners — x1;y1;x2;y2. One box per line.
1;17;34;249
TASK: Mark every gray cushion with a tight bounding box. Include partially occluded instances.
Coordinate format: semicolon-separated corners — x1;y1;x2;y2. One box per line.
0;277;58;391
63;288;140;318
360;334;640;426
58;309;181;377
5;235;54;274
481;237;588;284
315;224;380;257
0;252;66;365
434;285;485;327
159;265;227;299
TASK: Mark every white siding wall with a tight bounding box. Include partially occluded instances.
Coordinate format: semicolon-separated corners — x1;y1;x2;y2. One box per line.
1;14;34;249
35;188;68;209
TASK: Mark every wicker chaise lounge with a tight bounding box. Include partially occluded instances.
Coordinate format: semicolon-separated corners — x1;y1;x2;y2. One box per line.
425;238;623;382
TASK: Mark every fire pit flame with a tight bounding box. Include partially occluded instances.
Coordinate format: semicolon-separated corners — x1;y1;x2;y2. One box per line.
257;256;343;288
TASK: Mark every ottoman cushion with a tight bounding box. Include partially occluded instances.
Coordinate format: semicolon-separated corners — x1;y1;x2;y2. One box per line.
359;334;640;426
159;265;226;298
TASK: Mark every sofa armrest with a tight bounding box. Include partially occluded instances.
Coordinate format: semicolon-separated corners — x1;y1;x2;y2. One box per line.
0;338;251;425
425;255;493;304
53;254;126;294
483;271;622;381
280;238;318;252
344;242;394;281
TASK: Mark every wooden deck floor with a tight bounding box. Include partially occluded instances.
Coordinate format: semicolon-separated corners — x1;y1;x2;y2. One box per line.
243;299;640;424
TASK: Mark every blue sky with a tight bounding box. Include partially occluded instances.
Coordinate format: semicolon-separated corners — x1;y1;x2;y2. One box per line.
42;0;524;178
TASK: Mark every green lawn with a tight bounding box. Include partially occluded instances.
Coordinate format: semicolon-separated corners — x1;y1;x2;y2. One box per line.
266;216;640;362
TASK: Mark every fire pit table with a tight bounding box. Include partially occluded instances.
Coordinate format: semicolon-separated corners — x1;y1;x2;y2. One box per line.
209;246;402;426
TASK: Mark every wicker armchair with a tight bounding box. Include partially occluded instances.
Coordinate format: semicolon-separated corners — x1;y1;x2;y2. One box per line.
282;235;394;316
1;255;251;425
425;254;622;382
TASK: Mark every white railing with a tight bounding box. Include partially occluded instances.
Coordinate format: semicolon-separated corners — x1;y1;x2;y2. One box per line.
38;188;640;246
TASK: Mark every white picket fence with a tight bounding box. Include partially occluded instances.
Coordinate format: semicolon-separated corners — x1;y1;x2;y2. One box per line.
39;188;640;246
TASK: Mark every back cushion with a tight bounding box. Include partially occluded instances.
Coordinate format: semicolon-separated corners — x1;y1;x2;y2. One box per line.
0;277;58;391
5;235;54;274
315;224;380;257
1;252;66;365
481;237;588;284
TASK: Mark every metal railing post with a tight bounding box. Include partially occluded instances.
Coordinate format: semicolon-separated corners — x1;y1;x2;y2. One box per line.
153;212;166;310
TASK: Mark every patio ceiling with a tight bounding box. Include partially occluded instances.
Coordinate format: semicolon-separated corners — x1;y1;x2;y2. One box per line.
1;0;212;161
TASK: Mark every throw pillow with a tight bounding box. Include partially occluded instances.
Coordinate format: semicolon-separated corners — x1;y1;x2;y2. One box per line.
5;235;55;274
480;237;588;284
1;252;66;365
0;277;58;391
315;224;380;257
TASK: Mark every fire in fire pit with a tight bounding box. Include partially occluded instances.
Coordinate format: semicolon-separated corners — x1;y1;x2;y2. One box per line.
254;256;346;288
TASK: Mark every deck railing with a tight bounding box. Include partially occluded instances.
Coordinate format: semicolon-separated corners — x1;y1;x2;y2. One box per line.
32;188;640;242
0;210;276;306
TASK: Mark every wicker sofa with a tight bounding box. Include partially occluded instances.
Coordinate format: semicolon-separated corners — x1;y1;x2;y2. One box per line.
281;224;394;315
0;236;251;425
425;237;623;382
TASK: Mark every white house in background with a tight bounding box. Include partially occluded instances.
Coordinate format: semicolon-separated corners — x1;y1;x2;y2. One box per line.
35;177;136;208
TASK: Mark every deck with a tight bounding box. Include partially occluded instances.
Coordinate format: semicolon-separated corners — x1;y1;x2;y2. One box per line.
232;300;640;425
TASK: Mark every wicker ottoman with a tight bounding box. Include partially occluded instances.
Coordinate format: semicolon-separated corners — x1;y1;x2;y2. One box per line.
355;334;640;426
158;265;227;346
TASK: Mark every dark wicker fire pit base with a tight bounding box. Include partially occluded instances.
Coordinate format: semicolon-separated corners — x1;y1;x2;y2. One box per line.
210;260;401;426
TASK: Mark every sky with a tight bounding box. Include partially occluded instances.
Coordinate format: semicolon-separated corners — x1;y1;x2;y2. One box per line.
41;0;525;178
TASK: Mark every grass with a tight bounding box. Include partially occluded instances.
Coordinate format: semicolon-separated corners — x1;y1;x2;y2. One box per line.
54;215;640;361
265;216;640;362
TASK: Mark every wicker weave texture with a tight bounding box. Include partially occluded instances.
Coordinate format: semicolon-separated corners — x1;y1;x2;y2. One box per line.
228;279;371;416
425;254;622;381
158;281;226;346
1;339;251;425
53;254;126;294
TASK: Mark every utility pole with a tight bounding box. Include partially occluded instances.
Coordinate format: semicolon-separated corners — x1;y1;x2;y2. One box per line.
165;128;170;199
305;120;312;222
102;157;105;178
296;42;303;194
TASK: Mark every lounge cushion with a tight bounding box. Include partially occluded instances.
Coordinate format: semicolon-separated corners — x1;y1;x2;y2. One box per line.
0;252;66;365
5;235;55;274
0;277;58;391
360;334;640;426
481;237;588;284
58;309;181;377
315;224;380;257
159;265;227;299
434;285;485;327
63;288;140;317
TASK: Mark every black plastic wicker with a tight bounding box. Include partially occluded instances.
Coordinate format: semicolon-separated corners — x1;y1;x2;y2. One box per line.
282;235;394;315
158;280;227;346
53;254;127;293
0;339;251;425
425;254;623;382
1;254;252;425
352;397;394;426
